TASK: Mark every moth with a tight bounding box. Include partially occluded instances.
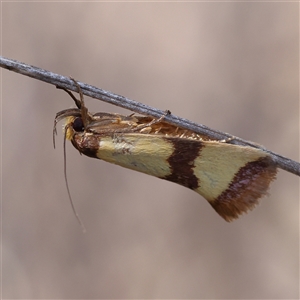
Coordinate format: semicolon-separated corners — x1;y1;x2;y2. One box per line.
54;80;277;222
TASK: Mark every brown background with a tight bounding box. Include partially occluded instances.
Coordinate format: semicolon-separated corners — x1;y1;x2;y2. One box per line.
2;2;299;299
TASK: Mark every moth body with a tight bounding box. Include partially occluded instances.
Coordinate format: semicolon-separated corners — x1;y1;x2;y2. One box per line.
54;109;277;221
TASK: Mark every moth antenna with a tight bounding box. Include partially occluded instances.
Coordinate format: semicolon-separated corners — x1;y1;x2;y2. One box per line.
63;125;86;233
53;120;58;149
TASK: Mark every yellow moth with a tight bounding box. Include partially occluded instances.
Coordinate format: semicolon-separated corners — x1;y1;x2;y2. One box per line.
54;81;277;222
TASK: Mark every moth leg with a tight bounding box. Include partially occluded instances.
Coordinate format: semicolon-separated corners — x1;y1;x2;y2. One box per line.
56;84;82;109
69;78;90;129
139;127;153;134
133;110;171;132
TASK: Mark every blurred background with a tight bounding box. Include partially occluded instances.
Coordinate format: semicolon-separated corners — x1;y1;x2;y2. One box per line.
1;2;299;299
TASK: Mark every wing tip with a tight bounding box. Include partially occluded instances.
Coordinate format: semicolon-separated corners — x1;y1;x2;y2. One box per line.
210;156;277;222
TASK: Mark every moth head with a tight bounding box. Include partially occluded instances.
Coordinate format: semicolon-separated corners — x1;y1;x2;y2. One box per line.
64;116;85;141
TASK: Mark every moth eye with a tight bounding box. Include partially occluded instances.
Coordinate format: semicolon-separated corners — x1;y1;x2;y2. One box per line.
73;117;84;132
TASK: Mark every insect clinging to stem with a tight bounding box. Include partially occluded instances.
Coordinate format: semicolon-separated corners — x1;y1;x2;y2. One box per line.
54;79;277;224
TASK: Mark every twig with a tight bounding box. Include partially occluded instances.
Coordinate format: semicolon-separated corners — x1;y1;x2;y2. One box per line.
1;56;299;176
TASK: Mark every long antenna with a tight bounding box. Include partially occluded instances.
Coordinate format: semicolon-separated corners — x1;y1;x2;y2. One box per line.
63;126;86;233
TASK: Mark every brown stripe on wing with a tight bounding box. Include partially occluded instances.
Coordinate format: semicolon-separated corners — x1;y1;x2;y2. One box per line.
71;133;100;159
210;156;277;222
163;138;203;190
